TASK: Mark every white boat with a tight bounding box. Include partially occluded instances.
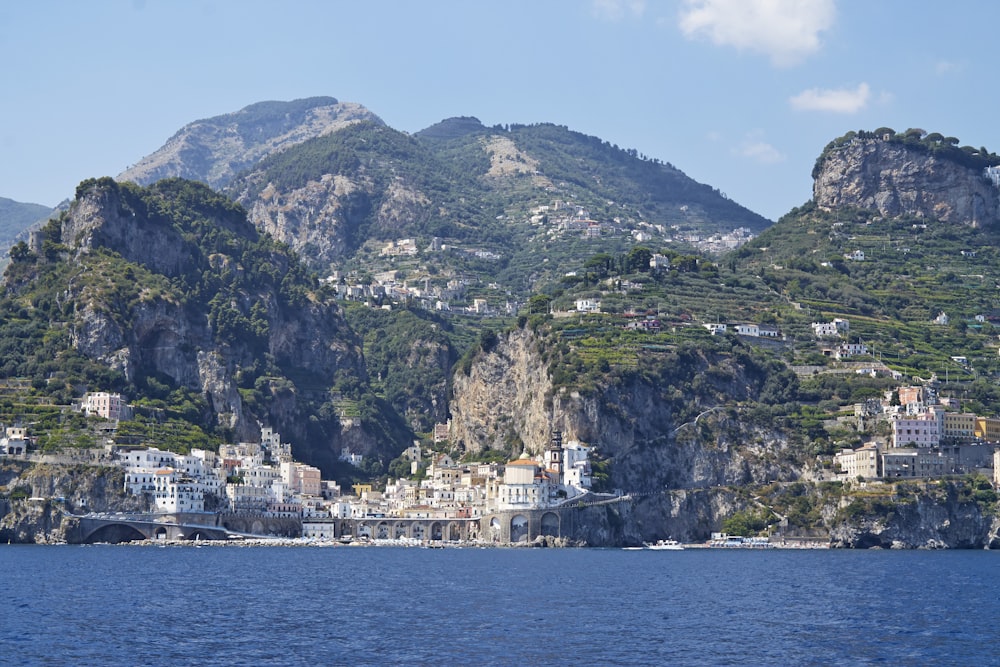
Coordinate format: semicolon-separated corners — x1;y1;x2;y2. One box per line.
645;539;684;551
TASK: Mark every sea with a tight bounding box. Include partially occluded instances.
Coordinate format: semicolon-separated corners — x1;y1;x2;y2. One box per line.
0;545;996;666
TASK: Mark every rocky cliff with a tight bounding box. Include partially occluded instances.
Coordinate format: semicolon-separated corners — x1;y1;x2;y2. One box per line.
0;461;147;544
449;325;801;494
829;485;1000;549
16;177;386;471
118;97;382;190
813;135;999;225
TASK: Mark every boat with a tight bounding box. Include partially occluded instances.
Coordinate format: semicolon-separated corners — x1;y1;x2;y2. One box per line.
645;539;684;551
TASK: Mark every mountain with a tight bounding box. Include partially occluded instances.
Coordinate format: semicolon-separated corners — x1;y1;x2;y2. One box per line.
0;196;54;251
223;114;769;300
118;97;383;190
1;177;406;477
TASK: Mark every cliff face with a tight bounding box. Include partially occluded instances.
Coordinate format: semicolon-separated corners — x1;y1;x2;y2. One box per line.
449;327;799;494
45;179;374;464
235;174;434;269
0;461;148;544
118;97;382;190
813;138;999;225
830;493;1000;549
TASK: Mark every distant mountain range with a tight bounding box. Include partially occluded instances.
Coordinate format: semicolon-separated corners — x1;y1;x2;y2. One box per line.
0;197;54;253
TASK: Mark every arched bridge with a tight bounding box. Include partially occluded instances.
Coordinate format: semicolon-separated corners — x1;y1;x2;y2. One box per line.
69;513;229;544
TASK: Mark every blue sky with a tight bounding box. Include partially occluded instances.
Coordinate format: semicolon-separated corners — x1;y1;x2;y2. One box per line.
2;0;998;222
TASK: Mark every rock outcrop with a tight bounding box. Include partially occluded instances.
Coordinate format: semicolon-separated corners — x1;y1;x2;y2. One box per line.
449;326;800;494
813;136;1000;225
830;491;1000;549
0;461;148;544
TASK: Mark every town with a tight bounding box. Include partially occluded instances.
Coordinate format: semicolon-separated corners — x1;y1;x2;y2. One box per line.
0;392;600;544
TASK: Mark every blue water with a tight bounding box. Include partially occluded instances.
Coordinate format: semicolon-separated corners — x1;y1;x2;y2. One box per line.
0;546;996;666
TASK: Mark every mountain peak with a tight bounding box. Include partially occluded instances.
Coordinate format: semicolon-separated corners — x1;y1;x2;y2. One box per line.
416;116;487;141
118;97;383;190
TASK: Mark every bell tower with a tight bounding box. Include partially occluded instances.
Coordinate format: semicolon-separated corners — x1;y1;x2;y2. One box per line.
547;429;564;477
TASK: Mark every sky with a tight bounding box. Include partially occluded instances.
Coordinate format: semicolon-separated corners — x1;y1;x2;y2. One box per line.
2;0;999;222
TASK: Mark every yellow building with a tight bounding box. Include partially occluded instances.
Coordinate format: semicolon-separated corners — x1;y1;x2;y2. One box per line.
975;417;1000;441
942;412;977;443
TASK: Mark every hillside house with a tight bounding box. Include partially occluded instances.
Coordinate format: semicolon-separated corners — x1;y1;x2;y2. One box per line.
833;342;869;360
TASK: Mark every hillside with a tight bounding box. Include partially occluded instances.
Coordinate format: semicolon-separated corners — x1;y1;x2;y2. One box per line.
0;177;407;478
223;111;768;303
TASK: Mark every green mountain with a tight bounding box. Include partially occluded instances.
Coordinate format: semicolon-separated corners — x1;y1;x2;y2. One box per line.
0;177;408;480
225;116;769;300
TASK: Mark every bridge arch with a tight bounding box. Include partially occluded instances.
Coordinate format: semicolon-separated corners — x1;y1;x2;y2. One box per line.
510;514;529;543
489;517;501;542
376;522;390;540
411;523;425;541
541;512;560;537
448;522;461;541
184;529;214;541
430;522;443;541
85;523;147;544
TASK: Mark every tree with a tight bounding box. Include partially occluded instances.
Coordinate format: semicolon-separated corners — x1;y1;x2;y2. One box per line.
8;241;31;263
528;294;552;314
625;247;652;274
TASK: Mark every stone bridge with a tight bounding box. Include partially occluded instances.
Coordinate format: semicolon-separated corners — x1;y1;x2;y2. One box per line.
67;512;303;543
69;513;230;544
307;517;480;542
481;493;625;544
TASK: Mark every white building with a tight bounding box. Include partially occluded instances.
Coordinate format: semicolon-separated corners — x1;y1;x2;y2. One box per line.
812;318;849;339
575;299;602;313
835;443;880;479
497;454;551;510
150;468;205;513
0;426;28;456
835;342;869;360
563;440;593;490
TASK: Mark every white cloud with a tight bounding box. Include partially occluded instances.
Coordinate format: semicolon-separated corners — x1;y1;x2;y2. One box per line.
678;0;835;67
789;83;870;113
934;60;965;76
591;0;646;21
736;132;785;164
